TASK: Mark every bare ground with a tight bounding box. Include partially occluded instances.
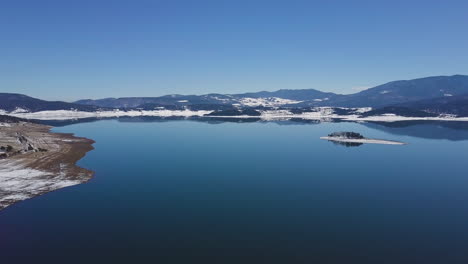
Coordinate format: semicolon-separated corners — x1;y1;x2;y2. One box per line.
0;122;94;210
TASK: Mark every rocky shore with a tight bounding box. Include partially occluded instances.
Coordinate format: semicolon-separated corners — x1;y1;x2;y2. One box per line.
0;121;94;210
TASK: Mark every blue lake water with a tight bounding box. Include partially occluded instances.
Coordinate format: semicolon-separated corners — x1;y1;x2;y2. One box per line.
1;119;468;263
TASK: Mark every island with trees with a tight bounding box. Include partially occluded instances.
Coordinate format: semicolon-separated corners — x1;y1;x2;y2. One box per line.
320;131;406;145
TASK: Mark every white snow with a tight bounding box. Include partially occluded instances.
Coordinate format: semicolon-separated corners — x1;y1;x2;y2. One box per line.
314;98;330;102
380;90;390;94
342;114;468;122
239;97;302;107
210;96;232;102
6;109;213;120
204;107;468;122
444;94;453;97
177;100;189;103
10;108;29;114
354;107;372;113
2;106;468;122
0;160;83;208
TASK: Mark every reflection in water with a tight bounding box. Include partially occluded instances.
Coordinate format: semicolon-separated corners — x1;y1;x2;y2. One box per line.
331;141;364;147
36;117;468;141
362;121;468;141
4;117;468;262
37;117;113;127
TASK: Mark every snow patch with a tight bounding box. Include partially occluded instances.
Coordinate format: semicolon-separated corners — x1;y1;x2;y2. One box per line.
0;160;82;209
7;109;213;120
205;107;468;122
316;97;330;101
239;97;302;107
355;107;372;113
210;96;231;102
11;108;30;114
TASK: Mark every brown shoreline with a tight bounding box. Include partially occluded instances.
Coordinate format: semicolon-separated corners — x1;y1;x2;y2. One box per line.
0;122;95;210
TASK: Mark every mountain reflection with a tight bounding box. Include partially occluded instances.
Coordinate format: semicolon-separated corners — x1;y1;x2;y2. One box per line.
36;117;468;141
331;141;364;147
361;121;468;141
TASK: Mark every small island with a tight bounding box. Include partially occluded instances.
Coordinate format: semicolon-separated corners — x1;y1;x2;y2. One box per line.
320;131;406;145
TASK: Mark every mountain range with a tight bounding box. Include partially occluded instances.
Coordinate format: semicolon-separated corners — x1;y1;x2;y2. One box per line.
2;75;468;117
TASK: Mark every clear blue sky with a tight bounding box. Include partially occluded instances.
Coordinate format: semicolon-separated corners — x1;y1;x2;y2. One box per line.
1;0;467;101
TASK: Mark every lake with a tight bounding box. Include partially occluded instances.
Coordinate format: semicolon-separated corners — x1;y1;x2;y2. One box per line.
1;119;468;263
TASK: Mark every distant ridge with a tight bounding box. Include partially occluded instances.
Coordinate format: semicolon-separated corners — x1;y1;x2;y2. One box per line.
74;89;338;108
2;75;468;117
319;75;468;107
233;88;339;101
0;93;102;112
75;75;468;109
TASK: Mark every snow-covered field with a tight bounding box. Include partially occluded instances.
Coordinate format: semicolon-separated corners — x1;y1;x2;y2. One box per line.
2;107;468;122
238;97;303;107
0;160;83;209
3;109;212;120
343;114;468;122
210;108;468;122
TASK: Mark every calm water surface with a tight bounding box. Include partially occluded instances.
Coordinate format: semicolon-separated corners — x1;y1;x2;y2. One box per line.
1;119;468;263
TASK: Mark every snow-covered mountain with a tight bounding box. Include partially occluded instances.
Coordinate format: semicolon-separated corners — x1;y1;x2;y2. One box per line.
74;89;337;109
2;75;468;121
74;75;468;109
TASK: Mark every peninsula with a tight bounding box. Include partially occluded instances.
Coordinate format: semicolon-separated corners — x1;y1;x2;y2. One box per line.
0;116;94;210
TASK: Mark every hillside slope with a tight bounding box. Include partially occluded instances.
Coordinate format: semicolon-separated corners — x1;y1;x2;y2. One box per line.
0;93;101;112
322;75;468;107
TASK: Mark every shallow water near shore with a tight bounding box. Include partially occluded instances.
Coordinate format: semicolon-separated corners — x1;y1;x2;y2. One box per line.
2;119;468;263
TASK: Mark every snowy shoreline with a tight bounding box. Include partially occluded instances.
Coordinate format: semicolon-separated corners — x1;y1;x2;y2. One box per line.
207;114;468;122
0;122;94;210
2;108;468;122
0;159;85;208
1;109;212;121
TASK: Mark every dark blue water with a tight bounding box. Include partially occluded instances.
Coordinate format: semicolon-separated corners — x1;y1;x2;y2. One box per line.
2;119;468;263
